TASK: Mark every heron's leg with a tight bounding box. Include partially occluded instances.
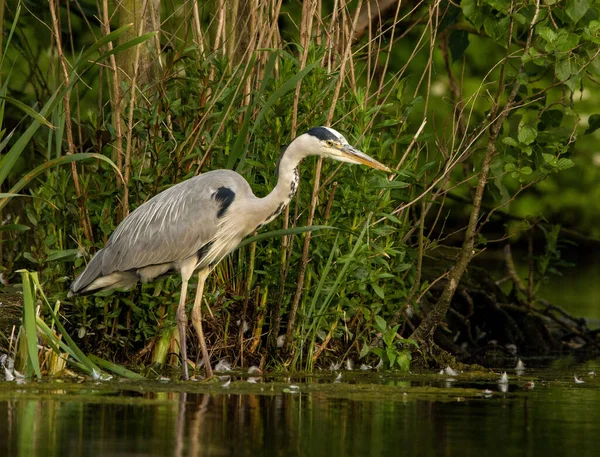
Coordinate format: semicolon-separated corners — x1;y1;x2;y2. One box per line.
191;268;213;378
177;277;190;381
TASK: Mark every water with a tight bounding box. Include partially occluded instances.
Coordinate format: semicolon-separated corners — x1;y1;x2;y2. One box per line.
1;362;599;457
540;261;600;325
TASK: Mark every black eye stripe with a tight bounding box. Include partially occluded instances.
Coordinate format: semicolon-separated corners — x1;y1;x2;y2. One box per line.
306;126;340;142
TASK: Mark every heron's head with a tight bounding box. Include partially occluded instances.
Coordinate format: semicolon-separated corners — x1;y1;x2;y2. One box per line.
297;126;391;172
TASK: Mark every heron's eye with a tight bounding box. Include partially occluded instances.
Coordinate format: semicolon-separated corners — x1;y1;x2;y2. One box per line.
325;140;335;147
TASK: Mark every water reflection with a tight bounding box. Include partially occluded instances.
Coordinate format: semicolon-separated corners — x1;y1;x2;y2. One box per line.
1;384;599;457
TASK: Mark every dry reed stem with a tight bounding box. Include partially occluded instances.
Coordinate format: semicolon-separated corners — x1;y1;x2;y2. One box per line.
101;0;124;197
49;0;93;242
191;0;205;55
122;0;150;218
285;0;363;348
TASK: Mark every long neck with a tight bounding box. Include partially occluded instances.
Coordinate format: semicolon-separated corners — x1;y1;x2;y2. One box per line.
257;144;305;227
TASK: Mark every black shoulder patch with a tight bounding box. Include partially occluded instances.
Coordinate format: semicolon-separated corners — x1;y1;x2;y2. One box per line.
306;126;339;142
213;186;236;218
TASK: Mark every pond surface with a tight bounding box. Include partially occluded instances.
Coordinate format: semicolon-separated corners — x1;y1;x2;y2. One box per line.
1;360;599;457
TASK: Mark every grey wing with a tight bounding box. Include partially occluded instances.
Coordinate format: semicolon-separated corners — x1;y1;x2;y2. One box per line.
100;170;251;275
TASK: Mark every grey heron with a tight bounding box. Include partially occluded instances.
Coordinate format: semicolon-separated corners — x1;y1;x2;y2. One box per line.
69;126;390;380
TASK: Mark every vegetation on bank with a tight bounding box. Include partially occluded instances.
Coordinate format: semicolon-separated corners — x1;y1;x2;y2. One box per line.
1;0;600;379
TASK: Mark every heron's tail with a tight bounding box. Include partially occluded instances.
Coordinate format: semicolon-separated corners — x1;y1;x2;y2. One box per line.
68;249;138;297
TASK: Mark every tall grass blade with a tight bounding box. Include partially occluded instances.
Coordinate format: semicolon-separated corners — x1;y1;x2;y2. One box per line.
296;215;372;369
88;355;145;380
0;24;144;188
0;153;122;212
237;225;336;249
17;270;41;379
0;95;54;129
35;317;89;374
0;2;20;68
99;32;157;65
29;272;103;377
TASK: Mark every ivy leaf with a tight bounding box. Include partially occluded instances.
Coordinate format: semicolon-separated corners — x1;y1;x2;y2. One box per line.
566;0;590;25
585;114;600;134
449;30;470;62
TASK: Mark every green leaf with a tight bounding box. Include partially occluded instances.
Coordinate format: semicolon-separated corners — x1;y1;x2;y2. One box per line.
46;249;80;261
566;0;590;24
371;283;385;299
542;154;573;170
386;347;397;367
518;125;537;145
396;351;412;371
0;223;29;231
502;137;519;147
585;114;600;134
519;166;533;175
556;158;575;170
554;30;580;52
398;338;419;348
484;17;509;44
540;110;563;130
461;0;485;29
538;26;556;43
556;58;573;82
374;315;387;333
449;30;469;63
372;179;409;189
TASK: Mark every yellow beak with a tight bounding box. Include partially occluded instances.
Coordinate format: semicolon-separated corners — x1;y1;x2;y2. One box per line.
340;144;392;172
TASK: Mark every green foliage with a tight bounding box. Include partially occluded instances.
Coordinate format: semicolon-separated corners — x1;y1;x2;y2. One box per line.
365;315;416;371
2;0;599;376
533;224;575;294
